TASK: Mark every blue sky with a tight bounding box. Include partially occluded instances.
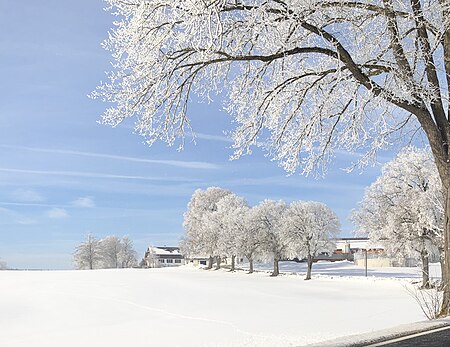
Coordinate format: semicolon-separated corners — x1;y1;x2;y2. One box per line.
0;1;390;269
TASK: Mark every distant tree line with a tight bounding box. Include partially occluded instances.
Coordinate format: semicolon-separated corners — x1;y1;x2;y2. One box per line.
73;234;138;270
180;187;340;280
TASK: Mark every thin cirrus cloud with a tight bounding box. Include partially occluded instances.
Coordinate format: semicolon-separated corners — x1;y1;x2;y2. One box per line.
72;196;95;208
0;145;220;170
46;208;69;219
189;132;233;143
0;168;200;183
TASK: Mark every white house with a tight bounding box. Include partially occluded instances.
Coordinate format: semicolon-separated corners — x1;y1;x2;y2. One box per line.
334;237;384;254
335;238;418;267
144;246;185;268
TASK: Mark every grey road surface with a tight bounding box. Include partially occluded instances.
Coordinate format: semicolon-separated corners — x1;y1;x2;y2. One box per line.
365;325;450;347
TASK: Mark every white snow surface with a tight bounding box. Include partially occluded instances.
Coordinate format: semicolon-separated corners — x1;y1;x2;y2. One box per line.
0;261;438;347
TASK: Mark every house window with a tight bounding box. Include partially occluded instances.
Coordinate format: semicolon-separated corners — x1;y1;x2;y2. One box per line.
159;259;165;263
175;259;181;263
166;259;173;263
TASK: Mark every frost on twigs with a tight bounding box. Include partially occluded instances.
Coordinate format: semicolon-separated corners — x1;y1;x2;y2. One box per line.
406;282;444;320
92;0;450;174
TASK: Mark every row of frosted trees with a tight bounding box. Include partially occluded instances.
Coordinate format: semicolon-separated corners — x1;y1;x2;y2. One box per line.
181;188;340;279
73;234;138;270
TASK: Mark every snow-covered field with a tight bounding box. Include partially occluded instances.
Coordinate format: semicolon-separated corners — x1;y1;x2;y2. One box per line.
0;262;439;347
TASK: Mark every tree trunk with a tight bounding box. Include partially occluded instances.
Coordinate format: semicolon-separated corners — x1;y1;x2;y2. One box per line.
230;255;236;272
215;256;221;270
305;254;313;280
421;249;431;289
206;256;213;270
439;183;450;317
248;257;254;274
440;250;446;290
271;257;279;276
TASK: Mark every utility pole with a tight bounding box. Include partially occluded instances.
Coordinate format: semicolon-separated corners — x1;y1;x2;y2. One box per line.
364;248;368;277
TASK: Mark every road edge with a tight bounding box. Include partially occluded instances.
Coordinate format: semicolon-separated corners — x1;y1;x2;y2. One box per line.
304;318;450;347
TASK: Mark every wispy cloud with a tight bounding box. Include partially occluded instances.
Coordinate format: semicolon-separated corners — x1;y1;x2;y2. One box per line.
0;206;38;225
72;196;95;208
47;208;69;219
0;167;201;182
218;175;365;190
11;188;45;202
0;201;63;208
17;218;38;225
189;132;233;143
0;145;219;170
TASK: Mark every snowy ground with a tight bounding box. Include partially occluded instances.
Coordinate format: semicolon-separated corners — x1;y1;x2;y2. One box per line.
0;261;439;347
250;259;442;279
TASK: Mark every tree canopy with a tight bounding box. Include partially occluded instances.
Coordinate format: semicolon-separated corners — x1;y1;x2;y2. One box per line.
352;147;443;287
94;0;450;174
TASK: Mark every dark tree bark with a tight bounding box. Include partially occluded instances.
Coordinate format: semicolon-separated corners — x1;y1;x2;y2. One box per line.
271;257;279;277
248;257;254;274
421;249;431;289
206;256;213;270
305;254;313;280
215;256;221;270
230;255;236;271
439;249;446;291
439;182;450;316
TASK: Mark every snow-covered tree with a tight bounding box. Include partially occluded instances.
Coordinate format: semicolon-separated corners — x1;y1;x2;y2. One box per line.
253;200;287;276
282;201;340;280
213;193;249;271
120;236;138;268
94;0;450;315
100;235;123;268
179;237;195;262
183;187;232;269
73;234;103;270
352;147;444;288
74;234;138;269
144;245;159;268
236;206;263;274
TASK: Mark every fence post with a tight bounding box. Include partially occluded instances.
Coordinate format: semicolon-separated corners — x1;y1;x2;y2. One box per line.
364;249;368;277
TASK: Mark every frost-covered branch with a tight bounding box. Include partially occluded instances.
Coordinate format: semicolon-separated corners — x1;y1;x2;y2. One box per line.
94;0;450;174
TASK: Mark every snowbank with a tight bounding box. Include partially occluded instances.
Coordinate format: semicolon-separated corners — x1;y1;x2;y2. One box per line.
0;262;431;346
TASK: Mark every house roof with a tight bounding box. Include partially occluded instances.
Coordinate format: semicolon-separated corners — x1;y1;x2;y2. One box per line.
146;246;182;256
335;238;384;250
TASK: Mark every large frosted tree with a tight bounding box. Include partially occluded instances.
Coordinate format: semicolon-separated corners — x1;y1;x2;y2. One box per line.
352;147;444;288
213;193;249;271
282;201;340;280
182;187;232;269
253;200;288;276
94;0;450;315
237;206;264;273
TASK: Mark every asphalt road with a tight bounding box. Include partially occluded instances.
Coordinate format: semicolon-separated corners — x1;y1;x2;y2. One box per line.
366;325;450;346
